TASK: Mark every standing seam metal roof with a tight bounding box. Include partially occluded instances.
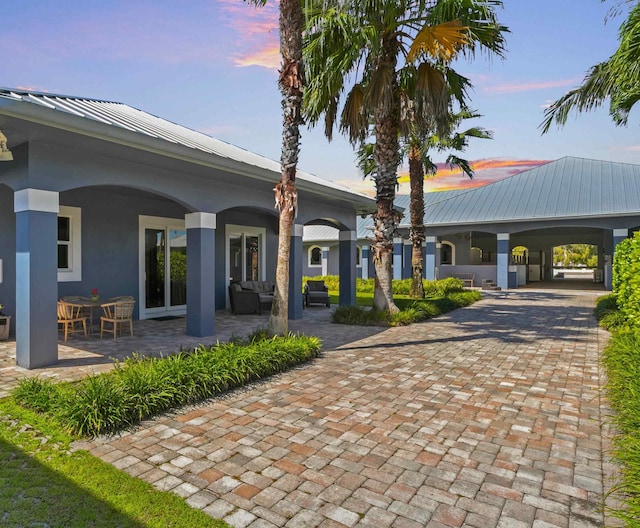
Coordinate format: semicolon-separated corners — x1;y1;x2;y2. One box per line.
0;88;374;206
420;157;640;225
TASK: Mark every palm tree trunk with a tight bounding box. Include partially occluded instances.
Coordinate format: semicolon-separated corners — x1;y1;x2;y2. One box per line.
408;144;425;298
372;55;401;313
268;0;303;336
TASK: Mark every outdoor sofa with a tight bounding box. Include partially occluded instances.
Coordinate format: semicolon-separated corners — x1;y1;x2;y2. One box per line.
229;280;275;315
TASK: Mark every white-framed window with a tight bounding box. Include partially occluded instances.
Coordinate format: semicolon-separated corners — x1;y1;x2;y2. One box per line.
58;206;82;282
308;245;322;267
441;241;455;265
356;245;362;267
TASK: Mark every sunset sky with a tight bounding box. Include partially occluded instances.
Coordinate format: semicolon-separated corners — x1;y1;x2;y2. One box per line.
3;0;640;195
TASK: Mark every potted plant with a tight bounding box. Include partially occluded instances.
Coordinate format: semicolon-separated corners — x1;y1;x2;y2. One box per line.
90;288;99;302
0;304;10;341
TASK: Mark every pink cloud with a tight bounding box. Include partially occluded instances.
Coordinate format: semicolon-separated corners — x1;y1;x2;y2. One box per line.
484;78;580;95
337;158;550;196
235;46;280;69
219;0;280;70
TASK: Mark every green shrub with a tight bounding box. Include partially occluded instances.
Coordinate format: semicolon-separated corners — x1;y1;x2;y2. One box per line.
332;290;481;327
612;232;640;326
601;328;640;523
594;293;629;331
14;334;321;437
304;275;467;297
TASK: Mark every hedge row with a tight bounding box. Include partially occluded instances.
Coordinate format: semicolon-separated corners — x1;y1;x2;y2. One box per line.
612;231;640;326
303;275;466;297
13;333;320;437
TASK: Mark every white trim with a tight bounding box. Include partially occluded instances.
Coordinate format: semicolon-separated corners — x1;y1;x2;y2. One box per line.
139;215;187;319
440;240;455;266
613;228;628;237
426;236;437;244
57;206;82;282
186;212;216;230
308;245;322;268
497;233;510;241
339;230;356;242
14;189;59;213
356;245;362;268
393;237;403;245
293;224;304;237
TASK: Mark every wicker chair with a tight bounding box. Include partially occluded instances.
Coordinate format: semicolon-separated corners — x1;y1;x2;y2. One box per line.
57;301;88;341
304;280;330;307
100;300;135;339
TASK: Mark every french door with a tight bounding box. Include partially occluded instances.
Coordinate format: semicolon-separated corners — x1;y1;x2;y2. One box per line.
139;216;187;319
226;225;266;305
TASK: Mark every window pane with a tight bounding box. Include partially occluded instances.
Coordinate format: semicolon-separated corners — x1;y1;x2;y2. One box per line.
145;229;165;309
58;217;70;242
246;236;260;281
310;247;321;265
229;235;242;282
58;244;69;269
169;229;187;306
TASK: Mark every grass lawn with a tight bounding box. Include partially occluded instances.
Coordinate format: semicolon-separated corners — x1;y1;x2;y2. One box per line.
0;398;228;528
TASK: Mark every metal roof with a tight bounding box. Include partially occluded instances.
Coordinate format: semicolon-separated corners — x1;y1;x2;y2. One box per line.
0;87;375;212
421;157;640;225
304;216;373;241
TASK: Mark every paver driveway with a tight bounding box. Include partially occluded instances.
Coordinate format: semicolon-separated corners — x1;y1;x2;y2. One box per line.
77;290;614;527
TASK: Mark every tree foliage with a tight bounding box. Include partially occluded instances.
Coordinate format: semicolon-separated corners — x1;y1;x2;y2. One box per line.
541;1;640;131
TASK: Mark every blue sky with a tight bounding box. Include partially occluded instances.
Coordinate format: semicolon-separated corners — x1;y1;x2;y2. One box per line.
3;0;639;194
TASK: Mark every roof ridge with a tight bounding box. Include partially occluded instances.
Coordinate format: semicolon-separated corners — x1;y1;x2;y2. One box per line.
0;86;119;104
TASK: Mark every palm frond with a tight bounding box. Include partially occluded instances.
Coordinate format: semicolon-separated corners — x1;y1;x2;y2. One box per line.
407;20;470;62
340;84;369;145
540;62;615;133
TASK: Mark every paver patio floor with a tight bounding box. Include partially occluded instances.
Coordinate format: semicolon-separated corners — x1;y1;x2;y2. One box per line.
67;290;619;528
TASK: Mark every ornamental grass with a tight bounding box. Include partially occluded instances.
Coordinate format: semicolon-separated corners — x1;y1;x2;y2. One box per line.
13;333;320;438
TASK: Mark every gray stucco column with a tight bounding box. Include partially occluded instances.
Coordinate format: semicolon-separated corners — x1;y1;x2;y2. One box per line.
339;230;356;306
613;228;628;251
435;242;442;280
403;240;412;279
425;236;437;281
15;189;59;369
289;224;303;320
321;246;329;276
608;228;629;290
361;245;369;280
497;233;510;290
393;237;403;280
186;212;216;337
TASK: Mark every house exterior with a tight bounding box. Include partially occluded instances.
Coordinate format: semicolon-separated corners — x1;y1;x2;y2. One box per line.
0;88;375;369
306;158;640;290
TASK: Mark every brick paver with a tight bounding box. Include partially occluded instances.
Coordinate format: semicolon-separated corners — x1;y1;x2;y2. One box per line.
3;290;619;526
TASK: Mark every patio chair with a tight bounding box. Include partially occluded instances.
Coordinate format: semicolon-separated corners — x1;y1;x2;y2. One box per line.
60;295;94;326
304;280;330;307
100;300;135;339
57;301;88;341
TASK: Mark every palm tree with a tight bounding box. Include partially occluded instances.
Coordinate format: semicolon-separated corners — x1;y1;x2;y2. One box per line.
304;0;506;312
404;110;491;298
541;1;640;131
358;108;492;298
245;0;304;335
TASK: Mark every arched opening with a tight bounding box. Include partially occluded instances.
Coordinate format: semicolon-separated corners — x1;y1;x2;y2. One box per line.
552;244;599;281
441;241;455;265
511;245;529;265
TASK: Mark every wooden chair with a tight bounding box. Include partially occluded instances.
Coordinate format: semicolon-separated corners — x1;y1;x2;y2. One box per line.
57;301;88;342
100;300;135;339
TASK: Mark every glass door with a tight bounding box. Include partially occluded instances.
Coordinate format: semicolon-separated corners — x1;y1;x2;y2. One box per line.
226;225;266;305
140;217;187;318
